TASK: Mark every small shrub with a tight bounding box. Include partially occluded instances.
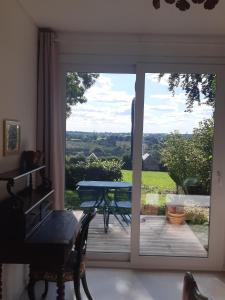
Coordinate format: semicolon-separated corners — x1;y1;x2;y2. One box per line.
185;207;209;225
65;158;123;189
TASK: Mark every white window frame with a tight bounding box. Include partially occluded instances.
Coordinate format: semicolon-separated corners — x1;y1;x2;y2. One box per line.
59;61;225;270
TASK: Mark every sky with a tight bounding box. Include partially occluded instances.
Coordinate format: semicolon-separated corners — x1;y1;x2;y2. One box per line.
66;73;214;134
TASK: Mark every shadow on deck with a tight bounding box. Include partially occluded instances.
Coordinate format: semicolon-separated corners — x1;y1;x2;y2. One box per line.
73;211;207;258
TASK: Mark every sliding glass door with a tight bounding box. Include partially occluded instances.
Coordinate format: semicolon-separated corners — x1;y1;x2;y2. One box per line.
64;70;135;261
131;64;225;270
61;63;225;270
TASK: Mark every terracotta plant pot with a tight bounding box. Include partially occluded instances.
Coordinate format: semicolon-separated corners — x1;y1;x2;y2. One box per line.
142;204;158;215
168;211;185;225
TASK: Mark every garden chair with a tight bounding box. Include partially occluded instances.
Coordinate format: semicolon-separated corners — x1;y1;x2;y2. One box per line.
183;272;210;300
110;188;132;224
76;186;102;212
27;210;97;300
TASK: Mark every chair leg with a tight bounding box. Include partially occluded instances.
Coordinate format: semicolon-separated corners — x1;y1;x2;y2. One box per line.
74;272;82;300
0;264;2;300
41;280;49;298
27;279;36;300
57;269;65;300
81;272;93;300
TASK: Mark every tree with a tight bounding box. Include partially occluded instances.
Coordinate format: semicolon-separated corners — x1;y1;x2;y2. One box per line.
159;73;216;111
122;154;132;170
160;132;191;192
66;72;99;118
191;118;214;193
160;119;213;194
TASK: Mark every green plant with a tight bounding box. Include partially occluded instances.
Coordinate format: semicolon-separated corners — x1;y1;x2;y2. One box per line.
65;159;123;189
185;207;209;225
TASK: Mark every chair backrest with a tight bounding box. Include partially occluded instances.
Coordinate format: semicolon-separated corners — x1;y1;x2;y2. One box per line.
75;209;97;262
183;272;210;300
114;188;132;202
76;186;101;203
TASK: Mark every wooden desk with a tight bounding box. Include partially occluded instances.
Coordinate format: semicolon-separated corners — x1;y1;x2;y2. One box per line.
0;210;78;300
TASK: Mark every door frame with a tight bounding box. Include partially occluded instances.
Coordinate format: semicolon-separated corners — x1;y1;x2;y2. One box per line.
130;63;225;270
60;61;225;270
60;63;136;263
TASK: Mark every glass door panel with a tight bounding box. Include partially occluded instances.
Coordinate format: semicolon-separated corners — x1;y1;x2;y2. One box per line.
65;72;135;260
139;72;215;258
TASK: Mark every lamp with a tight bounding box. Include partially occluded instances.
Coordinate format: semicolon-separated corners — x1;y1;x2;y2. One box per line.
153;0;219;11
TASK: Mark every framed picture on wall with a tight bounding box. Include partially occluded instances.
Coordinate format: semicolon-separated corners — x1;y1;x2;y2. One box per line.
3;120;20;155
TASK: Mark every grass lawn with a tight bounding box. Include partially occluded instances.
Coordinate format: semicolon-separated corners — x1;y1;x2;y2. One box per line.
65;190;80;210
122;170;176;208
122;170;176;191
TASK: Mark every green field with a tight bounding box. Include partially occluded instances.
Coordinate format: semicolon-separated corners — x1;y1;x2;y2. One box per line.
122;170;176;191
122;170;176;207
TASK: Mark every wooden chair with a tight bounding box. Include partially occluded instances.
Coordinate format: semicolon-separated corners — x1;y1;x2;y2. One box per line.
183;272;210;300
27;209;96;300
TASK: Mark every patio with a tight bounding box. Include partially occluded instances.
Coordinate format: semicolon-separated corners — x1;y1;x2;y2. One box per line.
73;212;207;257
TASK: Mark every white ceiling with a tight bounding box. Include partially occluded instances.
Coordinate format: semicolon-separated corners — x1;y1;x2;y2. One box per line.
19;0;225;36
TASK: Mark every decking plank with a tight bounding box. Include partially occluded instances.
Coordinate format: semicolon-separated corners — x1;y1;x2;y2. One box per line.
73;212;207;257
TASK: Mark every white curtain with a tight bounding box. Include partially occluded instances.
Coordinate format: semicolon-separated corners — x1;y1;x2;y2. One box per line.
37;29;65;210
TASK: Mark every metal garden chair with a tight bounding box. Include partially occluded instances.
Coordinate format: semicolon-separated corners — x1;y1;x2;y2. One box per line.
76;186;102;212
110;188;132;224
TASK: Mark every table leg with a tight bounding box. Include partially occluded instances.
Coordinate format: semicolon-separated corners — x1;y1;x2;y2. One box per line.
103;207;107;233
104;209;109;233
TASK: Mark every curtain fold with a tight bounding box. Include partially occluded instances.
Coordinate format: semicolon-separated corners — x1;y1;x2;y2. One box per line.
37;29;64;210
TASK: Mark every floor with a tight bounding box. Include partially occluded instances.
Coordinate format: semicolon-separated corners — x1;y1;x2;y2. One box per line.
20;269;225;299
81;212;207;257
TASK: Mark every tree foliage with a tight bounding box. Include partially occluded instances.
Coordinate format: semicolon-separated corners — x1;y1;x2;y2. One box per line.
160;119;213;194
66;72;99;118
65;158;123;189
159;73;216;111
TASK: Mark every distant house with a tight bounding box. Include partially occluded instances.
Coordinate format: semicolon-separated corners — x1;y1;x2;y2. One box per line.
87;153;98;160
142;153;160;171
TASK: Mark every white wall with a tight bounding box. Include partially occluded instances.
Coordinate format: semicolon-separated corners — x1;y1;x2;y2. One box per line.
0;0;37;299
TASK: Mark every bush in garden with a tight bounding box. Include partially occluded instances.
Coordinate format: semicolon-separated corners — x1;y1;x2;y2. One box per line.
65;158;123;189
185;207;209;225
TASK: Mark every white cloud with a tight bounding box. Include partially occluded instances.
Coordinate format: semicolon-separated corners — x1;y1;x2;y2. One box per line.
67;74;134;132
150;93;185;103
146;73;170;86
84;74;134;103
67;74;214;133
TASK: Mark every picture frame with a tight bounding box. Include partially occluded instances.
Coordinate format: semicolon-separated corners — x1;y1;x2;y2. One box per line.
3;120;20;156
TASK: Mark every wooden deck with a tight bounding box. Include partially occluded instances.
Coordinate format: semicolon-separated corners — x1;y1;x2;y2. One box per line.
74;212;207;257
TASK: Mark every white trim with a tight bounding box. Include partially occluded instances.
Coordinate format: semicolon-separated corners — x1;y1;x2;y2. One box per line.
57;32;225;48
58;32;225;66
130;65;145;264
57;64;67;210
60;63;135;74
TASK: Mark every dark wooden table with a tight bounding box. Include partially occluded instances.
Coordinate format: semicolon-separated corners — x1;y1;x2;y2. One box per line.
0;210;78;300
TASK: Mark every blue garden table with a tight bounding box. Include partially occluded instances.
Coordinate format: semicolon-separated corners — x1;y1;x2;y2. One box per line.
76;181;132;232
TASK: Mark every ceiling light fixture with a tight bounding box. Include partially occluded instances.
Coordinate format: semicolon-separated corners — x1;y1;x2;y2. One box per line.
153;0;219;11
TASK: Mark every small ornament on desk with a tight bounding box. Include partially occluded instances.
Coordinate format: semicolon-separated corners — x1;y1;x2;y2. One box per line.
20;151;43;171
